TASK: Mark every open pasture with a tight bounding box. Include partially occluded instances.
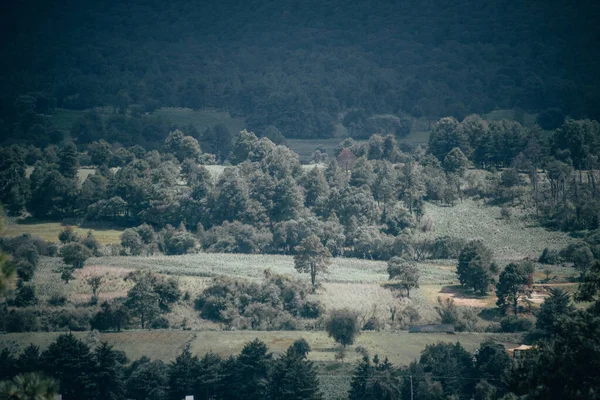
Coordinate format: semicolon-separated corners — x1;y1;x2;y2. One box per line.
2;221;123;245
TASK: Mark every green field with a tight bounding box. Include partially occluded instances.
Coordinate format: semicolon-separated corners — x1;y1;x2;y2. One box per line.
418;198;574;262
0;330;517;366
2;221;123;245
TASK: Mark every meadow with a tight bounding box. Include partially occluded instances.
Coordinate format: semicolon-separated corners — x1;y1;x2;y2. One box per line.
0;329;517;368
418;198;575;262
2;221;123;245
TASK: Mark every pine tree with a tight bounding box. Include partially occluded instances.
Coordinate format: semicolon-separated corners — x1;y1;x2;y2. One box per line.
58;141;79;178
270;346;322;400
168;346;200;400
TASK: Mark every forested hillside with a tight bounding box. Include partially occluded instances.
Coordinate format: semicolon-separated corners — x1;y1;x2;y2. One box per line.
1;0;599;143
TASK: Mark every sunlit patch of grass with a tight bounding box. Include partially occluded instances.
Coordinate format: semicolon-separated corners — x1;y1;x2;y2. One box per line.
2;222;123;245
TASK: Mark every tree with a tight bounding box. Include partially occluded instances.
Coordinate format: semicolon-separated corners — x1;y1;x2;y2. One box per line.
325;309;360;348
61;242;91;269
294;235;332;289
168;346;200;400
0;373;59;400
41;334;93;399
88;342;127;400
496;262;533;315
58;226;79;244
231;339;272;400
0;254;16;300
58;141;79;178
387;257;420;297
475;340;512;386
269;343;322;400
535;288;575;335
120;228;144;255
457;241;497;295
125;358;169;400
349;355;402;400
443;147;469;176
86;275;104;305
164;129;202;162
337;148;357;174
125;276;160;328
418;342;477;398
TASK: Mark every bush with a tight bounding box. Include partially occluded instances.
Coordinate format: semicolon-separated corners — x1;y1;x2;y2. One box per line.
15;260;36;281
45;308;92;331
300;301;324;319
499;315;533;332
539;247;560;265
11;282;38;307
48;293;68;307
149;317;170;329
362;316;383;331
4;309;39;332
195;273;321;330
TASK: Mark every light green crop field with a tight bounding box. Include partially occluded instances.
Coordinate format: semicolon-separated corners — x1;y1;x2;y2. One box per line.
2;222;123;245
418;199;574;262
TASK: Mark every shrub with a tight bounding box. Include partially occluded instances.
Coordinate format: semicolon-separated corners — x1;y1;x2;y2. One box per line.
499;315;533;332
195;273;321;330
431;236;467;259
300;301;324;319
538;247;560;265
4;309;39;332
325;308;360;347
48;293;68;307
11;282;38;307
362;316;383;331
15;260;36;281
149;317;170;329
45;308;92;331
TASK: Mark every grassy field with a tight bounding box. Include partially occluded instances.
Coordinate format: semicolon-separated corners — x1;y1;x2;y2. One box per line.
418;199;574;262
2;222;123;245
0;330;517;366
154;107;246;134
0;329;518;399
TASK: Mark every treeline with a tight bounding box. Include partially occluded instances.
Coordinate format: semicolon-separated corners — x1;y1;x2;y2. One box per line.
428;116;600;230
0;336;321;400
1;0;600;143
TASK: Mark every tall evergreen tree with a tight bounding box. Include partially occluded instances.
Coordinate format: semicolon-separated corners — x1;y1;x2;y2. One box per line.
58;141;79;179
270;344;322;400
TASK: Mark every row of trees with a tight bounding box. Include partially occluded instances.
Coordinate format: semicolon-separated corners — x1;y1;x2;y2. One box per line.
0;336;320;400
3;0;600;144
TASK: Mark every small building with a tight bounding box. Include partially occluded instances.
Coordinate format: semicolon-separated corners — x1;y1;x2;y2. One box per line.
507;344;534;358
408;324;455;334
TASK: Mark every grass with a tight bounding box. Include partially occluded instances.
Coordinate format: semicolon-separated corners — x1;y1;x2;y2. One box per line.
418;199;574;262
89;253;390;283
0;330;517;366
2;222;123;245
154;107;246;135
